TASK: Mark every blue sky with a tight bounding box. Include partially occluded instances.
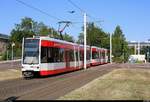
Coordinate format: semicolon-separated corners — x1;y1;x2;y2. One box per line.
0;0;150;41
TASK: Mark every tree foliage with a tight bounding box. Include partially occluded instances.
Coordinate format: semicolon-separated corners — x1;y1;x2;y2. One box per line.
7;17;74;59
77;22;109;49
140;46;150;62
5;17;131;63
63;33;75;43
77;23;130;63
10;17;74;44
112;25;129;62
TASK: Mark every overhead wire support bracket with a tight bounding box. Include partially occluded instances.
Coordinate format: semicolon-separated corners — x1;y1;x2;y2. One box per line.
57;21;72;40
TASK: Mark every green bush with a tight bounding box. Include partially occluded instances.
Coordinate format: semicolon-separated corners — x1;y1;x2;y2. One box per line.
0;48;22;61
113;56;124;63
1;50;12;60
14;48;22;59
135;60;145;64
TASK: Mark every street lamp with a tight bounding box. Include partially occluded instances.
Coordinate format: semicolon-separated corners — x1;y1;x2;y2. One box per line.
11;42;15;60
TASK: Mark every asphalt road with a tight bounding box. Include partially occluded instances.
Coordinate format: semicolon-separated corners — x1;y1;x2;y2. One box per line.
0;64;115;100
0;60;21;71
0;63;150;100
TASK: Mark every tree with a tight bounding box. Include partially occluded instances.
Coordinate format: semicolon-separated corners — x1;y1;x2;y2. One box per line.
112;25;129;63
8;17;75;59
8;18;40;59
77;22;109;49
77;33;84;44
140;46;150;62
63;33;75;43
10;17;35;44
9;17;35;58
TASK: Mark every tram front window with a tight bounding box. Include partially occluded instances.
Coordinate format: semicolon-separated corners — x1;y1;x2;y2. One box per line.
23;39;39;64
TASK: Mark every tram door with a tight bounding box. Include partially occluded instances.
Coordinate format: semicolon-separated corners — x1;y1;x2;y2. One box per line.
75;50;79;68
80;51;84;67
65;50;70;68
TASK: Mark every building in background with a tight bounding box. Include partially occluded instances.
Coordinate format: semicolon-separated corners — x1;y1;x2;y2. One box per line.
128;41;150;62
0;33;9;55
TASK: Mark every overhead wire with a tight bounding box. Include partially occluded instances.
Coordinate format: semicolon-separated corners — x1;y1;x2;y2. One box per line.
15;0;63;21
16;0;103;25
15;0;104;37
67;0;104;24
67;0;85;13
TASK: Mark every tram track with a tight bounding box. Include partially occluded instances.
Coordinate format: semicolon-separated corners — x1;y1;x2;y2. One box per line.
18;66;113;100
0;64;114;100
0;63;149;100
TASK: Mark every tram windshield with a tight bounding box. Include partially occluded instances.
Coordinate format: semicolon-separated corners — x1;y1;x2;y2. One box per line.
23;39;39;64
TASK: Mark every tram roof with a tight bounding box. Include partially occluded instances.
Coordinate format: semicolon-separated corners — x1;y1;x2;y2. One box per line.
91;46;107;50
25;36;107;50
33;36;77;46
91;46;100;49
38;36;90;47
25;36;76;46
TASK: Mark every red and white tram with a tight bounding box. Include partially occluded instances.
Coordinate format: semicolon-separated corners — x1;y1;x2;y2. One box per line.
21;36;109;78
90;46;108;65
90;46;100;66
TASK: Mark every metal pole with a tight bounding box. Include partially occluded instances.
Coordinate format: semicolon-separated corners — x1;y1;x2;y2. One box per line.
84;13;87;69
31;21;33;30
149;48;150;62
11;43;15;60
147;52;149;62
12;45;13;60
51;29;53;37
31;21;36;37
110;34;112;64
134;44;137;55
138;41;140;55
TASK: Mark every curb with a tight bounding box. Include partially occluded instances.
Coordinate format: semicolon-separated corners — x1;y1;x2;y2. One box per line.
0;59;21;64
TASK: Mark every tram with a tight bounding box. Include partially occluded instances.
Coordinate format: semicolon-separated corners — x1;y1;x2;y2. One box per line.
21;36;109;78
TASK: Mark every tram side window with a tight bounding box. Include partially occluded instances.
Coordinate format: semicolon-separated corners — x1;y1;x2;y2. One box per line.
80;51;83;60
69;50;74;61
41;47;48;63
47;47;54;63
100;51;103;59
76;51;79;61
53;48;59;62
60;48;65;62
99;51;101;59
99;51;101;58
52;48;65;62
92;52;98;59
102;52;105;58
87;51;90;60
41;47;64;63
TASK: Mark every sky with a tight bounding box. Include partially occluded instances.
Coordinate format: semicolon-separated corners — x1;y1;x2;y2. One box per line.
0;0;150;42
